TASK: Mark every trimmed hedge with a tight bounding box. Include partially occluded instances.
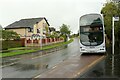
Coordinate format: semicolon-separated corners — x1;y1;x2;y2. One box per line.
2;40;23;50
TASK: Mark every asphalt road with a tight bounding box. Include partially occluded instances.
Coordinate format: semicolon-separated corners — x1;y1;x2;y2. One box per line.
1;38;105;78
2;38;81;78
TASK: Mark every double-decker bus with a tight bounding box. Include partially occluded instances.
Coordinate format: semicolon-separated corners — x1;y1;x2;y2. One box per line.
79;13;106;53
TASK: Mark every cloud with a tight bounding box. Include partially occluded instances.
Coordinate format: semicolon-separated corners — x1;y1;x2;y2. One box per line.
0;0;106;33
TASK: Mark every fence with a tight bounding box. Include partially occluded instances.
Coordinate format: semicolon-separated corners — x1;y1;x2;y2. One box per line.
25;38;64;47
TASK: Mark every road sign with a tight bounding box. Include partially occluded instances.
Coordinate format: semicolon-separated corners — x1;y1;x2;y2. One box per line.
114;16;119;21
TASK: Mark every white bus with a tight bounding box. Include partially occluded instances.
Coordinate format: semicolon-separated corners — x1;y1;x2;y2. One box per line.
79;13;106;53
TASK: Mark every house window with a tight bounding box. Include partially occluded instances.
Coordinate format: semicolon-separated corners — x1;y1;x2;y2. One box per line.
37;29;40;33
28;28;33;32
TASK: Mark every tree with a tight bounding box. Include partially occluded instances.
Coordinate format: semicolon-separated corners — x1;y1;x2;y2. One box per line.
2;30;20;40
47;27;58;38
60;24;71;41
101;2;120;40
101;2;120;50
0;25;2;30
0;25;2;39
60;24;71;35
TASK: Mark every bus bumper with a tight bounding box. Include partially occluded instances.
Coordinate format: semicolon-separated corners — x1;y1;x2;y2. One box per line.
80;48;106;53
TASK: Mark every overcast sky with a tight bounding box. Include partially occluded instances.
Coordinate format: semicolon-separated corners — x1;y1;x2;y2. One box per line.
0;0;106;34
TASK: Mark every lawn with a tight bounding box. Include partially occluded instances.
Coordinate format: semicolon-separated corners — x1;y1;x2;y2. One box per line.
0;39;73;58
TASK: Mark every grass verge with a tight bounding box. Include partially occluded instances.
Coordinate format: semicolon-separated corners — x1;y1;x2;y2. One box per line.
0;39;73;58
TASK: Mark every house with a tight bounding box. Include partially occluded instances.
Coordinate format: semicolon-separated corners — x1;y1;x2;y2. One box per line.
5;17;50;39
49;27;56;35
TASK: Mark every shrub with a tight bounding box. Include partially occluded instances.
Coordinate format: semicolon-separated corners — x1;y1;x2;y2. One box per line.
2;40;23;50
60;35;67;42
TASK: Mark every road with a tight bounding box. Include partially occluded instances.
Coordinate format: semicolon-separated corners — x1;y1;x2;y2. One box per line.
1;38;105;78
2;38;80;78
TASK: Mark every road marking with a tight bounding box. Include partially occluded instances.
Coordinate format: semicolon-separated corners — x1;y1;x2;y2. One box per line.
34;74;41;78
72;55;76;56
31;53;51;59
77;72;81;75
33;55;105;78
34;64;59;78
52;66;57;69
2;49;62;68
31;51;57;60
31;47;65;60
75;55;106;77
31;56;42;59
34;62;60;78
74;74;78;77
1;62;18;68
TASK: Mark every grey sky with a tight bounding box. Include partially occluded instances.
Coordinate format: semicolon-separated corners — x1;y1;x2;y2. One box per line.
0;0;106;34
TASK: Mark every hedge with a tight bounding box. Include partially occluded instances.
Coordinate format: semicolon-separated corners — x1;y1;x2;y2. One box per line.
1;40;23;50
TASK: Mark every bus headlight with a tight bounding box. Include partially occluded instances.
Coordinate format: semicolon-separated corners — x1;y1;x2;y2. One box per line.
81;49;85;51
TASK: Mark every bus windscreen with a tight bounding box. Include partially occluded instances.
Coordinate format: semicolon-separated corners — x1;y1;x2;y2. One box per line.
80;14;104;46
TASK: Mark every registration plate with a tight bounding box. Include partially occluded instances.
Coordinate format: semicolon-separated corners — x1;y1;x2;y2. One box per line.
89;51;96;53
89;46;95;48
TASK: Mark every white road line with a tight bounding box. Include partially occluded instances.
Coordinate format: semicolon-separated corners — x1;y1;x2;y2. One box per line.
34;62;61;78
75;56;106;77
34;74;42;78
52;66;57;69
31;51;56;59
1;62;18;68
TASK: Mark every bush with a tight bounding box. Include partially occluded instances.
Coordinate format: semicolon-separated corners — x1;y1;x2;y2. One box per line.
1;40;23;50
2;30;20;40
60;35;67;42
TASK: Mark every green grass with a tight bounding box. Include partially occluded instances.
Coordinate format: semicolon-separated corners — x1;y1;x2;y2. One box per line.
0;39;73;58
1;50;36;57
8;47;28;50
